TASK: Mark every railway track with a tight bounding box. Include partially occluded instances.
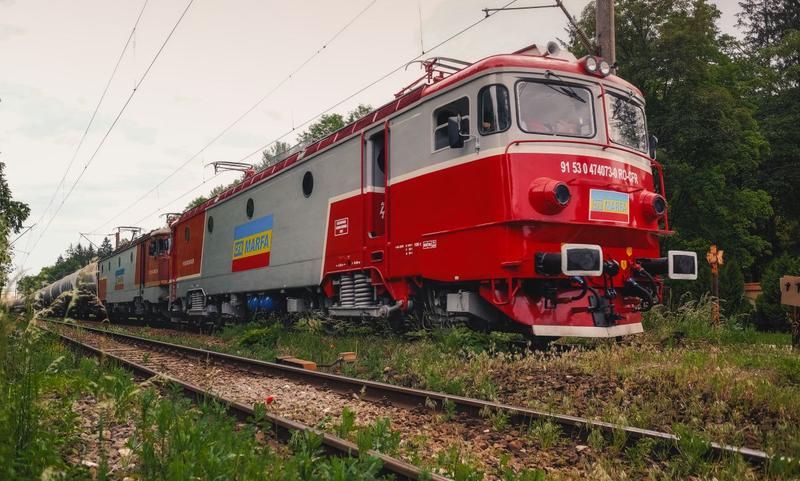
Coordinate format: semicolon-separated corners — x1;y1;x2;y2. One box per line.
40;318;771;478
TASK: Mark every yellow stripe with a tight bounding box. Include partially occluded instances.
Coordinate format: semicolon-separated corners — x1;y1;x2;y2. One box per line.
232;230;272;260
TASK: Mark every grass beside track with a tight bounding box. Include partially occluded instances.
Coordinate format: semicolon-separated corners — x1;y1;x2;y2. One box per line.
83;298;800;480
0;312;401;481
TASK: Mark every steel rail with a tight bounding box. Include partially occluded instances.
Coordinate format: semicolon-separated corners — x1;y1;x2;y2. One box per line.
40;321;450;481
43;318;771;466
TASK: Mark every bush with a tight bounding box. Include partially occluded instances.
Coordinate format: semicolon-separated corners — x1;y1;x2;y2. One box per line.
754;254;800;330
237;324;284;348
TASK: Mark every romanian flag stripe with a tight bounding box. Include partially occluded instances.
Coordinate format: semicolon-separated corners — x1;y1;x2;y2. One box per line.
588;189;630;223
231;214;273;272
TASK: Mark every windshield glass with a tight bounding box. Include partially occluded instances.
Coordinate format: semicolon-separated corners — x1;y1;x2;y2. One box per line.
516;80;595;137
605;93;647;151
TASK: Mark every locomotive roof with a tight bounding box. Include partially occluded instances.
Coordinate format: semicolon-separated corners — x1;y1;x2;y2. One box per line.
98;226;170;262
173;49;643;226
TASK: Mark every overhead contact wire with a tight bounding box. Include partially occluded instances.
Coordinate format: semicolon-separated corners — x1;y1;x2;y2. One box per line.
104;0;519;229
234;0;520;163
16;0;150;266
23;0;196;267
89;0;379;234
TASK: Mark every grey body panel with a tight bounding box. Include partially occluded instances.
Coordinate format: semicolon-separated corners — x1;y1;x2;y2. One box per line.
99;245;139;304
176;137;360;298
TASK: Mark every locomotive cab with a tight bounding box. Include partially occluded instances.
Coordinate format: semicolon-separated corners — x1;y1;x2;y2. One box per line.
420;45;698;336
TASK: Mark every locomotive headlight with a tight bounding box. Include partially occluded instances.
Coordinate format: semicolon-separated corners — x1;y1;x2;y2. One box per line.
641;192;667;219
584;56;598;74
529;178;571;214
599;60;612;76
554;183;571;206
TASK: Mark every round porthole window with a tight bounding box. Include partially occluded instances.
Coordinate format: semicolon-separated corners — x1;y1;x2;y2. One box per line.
246;198;254;218
302;171;314;198
207;216;214;233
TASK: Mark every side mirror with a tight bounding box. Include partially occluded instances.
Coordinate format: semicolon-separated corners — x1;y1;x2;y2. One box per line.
648;134;658;159
447;116;465;149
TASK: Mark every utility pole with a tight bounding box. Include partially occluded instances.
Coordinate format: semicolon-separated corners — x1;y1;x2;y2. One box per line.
596;0;616;64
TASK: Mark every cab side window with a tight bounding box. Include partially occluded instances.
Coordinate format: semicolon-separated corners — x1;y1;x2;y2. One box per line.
433;97;469;151
479;85;510;134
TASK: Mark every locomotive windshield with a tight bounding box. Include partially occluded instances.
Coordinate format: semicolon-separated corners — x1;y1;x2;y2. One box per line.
516;80;594;138
605;92;647;152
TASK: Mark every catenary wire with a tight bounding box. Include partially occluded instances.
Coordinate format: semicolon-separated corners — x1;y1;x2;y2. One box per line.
128;0;521;229
88;0;380;235
21;0;195;270
234;0;521;164
17;0;150;258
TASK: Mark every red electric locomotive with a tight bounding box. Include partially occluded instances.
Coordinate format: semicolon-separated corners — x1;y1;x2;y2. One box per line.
163;42;697;338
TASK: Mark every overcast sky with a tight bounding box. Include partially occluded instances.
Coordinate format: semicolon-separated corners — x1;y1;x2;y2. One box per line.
2;0;742;286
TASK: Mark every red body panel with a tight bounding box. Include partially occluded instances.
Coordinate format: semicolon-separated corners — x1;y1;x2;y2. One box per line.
172;214;205;280
323;146;662;330
98;278;107;301
144;237;170;287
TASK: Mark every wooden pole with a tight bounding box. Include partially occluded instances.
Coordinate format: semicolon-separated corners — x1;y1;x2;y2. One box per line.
596;0;616;64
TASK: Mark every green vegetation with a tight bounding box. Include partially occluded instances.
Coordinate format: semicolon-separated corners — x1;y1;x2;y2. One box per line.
106;299;800;478
0;312;402;480
0;161;30;293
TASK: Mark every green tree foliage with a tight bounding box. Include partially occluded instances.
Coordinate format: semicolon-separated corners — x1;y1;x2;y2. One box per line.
259;140;291;169
98;237;113;257
0;163;31;234
0;162;30;292
297;104;373;143
736;1;800;260
755;255;800;329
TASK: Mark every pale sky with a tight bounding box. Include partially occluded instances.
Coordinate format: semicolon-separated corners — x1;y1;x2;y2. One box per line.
1;0;742;286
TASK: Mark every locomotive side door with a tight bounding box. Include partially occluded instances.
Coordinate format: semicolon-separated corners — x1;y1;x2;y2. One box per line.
364;125;388;266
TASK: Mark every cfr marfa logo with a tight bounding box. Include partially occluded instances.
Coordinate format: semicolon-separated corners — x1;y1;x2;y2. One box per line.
114;268;125;290
231;214;273;272
588;189;630;223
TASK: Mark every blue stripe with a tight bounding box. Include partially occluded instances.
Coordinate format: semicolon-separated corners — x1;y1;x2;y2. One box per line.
234;214;273;239
591;190;628;202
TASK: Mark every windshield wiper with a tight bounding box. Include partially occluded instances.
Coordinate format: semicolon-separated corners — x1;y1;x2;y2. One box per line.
544;70;586;104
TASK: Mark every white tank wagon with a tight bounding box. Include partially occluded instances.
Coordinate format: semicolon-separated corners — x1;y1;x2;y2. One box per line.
34;262;103;318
